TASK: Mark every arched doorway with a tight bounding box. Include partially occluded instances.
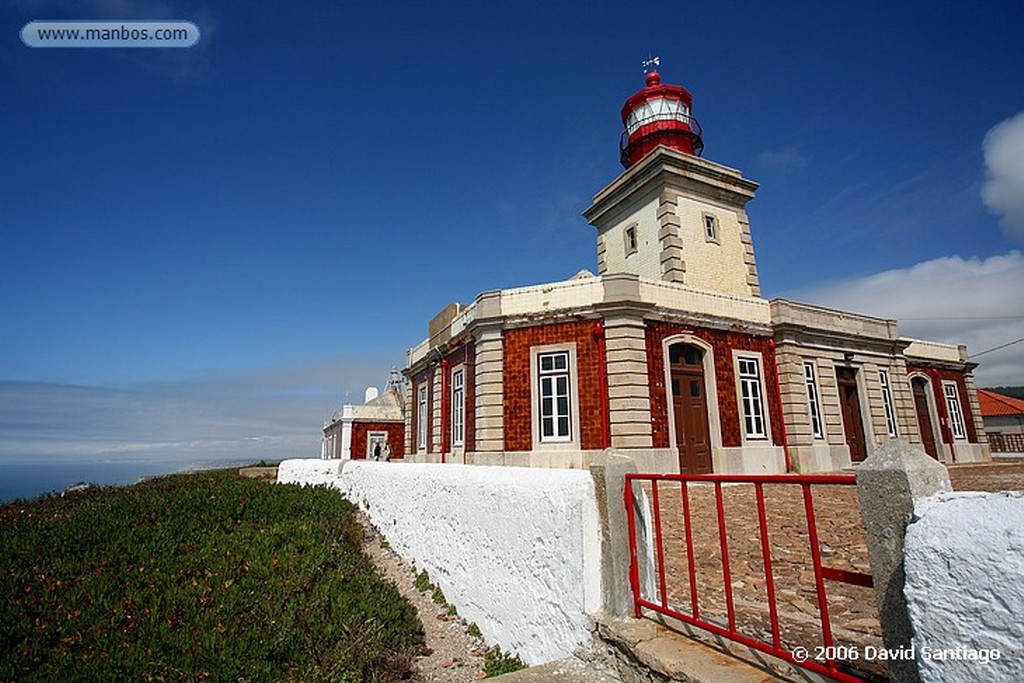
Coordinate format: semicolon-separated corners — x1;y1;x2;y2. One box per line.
668;343;713;473
911;376;939;459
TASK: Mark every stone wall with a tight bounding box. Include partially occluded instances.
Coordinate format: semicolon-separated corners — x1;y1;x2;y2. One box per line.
276;459;603;665
903;491;1024;682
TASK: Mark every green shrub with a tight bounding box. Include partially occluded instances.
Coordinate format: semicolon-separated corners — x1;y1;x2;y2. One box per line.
413;568;432;593
0;469;424;682
484;645;527;677
466;622;482;638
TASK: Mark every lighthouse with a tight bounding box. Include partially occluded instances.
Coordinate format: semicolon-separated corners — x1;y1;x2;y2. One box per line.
619;68;704;168
585;67;760;295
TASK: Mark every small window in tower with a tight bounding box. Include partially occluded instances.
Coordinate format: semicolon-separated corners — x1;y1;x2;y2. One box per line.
703;213;719;244
624;225;638;256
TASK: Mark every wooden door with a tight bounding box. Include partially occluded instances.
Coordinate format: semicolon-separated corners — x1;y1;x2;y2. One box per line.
670;344;713;474
912;378;939;459
836;368;867;462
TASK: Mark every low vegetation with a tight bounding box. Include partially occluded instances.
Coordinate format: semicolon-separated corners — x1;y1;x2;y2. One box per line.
483;645;527;677
0;469;424;682
410;568;526;678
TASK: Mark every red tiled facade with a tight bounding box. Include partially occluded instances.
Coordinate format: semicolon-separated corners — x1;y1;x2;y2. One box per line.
907;363;979;443
503;319;605;452
645;321;783;449
351;421;404;460
443;342;476;452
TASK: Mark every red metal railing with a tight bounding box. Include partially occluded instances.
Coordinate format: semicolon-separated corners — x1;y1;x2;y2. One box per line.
625;473;873;683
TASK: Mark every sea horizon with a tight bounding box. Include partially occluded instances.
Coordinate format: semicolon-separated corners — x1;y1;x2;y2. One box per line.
0;456;280;505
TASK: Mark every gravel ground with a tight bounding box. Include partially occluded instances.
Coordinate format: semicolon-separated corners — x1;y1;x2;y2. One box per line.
948;456;1024;492
358;513;490;682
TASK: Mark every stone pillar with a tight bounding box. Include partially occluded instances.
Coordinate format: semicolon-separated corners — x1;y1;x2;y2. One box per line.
962;371;991;459
403;380;414;456
596;232;608;275
603;314;653;449
737;208;760;296
431;367;442;455
474;324;505;452
856;438;951;683
589;455;638;618
775;343;812;447
657;191;686;283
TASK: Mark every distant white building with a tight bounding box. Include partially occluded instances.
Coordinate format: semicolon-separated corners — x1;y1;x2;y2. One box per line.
322;369;404;460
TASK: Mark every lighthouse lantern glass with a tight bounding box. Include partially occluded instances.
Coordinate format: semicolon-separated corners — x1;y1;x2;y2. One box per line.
625;97;691;136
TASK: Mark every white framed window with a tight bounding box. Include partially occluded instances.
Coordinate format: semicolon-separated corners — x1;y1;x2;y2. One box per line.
702;213;719;244
417;384;428;452
879;370;899;438
529;343;581;449
451;367;465;448
804;361;824;439
538;351;572;442
736;354;768;440
942;381;967;440
624;224;638;256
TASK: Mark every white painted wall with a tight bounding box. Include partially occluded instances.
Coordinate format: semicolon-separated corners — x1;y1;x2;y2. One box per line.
277;458;341;487
903;491;1024;683
276;459;602;665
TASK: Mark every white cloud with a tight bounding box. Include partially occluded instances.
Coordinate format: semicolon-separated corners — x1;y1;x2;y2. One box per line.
0;353;398;465
792;251;1024;386
982;112;1024;242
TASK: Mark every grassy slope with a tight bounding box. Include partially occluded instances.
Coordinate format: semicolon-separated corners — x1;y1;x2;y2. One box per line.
0;470;424;682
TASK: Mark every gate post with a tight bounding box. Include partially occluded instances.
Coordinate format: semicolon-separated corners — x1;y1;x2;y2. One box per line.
590;455;638;618
855;438;951;683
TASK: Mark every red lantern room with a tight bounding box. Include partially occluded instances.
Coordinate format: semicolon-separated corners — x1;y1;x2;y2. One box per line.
619;69;704;168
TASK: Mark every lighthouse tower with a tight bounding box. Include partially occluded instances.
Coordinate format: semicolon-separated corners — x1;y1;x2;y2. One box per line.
620;69;703;168
583;68;762;297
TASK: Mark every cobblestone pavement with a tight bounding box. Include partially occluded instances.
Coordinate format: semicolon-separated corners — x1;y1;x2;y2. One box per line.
637;457;1024;681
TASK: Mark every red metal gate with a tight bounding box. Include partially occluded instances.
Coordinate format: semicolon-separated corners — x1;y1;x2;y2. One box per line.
625;473;875;683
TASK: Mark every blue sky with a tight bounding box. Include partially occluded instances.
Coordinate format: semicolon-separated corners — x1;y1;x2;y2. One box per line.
2;1;1023;480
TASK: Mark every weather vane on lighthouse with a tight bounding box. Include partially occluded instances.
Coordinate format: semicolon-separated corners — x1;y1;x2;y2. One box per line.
642;55;660;74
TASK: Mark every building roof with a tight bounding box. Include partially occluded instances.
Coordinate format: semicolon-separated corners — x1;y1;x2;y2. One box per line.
977;389;1024;417
352;387;403;422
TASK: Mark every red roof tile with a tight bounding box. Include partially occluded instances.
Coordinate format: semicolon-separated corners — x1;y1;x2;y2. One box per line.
977;389;1024;417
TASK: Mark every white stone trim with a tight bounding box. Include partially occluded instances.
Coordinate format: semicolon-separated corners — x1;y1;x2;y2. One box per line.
908;372;947;463
660;334;722;471
942;380;968;441
732;350;773;446
832;362;874;459
416;382;429;453
450;364;466;451
803;360;825;440
530;343;582;450
367;431;388;460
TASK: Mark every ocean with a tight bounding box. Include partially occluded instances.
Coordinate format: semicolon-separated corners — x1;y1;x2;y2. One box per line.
0;458;252;504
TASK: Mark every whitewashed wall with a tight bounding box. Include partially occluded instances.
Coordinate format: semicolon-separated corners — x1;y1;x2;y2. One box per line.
276;458;341;486
904;491;1024;683
277;459;602;665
